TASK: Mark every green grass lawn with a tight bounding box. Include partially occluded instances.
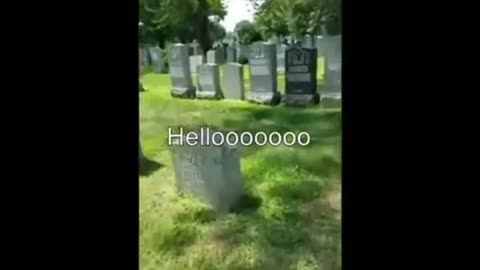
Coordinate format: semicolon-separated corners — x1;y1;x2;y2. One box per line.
139;59;341;270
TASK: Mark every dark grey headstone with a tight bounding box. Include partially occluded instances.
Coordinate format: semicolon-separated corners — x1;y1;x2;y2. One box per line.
247;42;281;105
226;47;237;63
196;64;223;99
189;55;205;74
284;47;319;106
276;44;288;74
169;44;196;98
223;63;245;100
170;132;243;214
148;46;165;73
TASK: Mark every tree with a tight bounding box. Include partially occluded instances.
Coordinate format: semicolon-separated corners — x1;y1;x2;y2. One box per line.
234;20;262;44
210;21;227;42
249;0;341;38
139;0;227;52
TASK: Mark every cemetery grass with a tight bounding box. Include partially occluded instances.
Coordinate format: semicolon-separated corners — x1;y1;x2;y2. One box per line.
140;60;341;270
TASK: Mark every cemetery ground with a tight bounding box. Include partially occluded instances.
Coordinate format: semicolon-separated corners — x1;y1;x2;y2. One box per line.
140;59;341;270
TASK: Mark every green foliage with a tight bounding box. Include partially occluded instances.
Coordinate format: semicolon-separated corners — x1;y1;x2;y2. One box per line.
209;20;227;42
139;0;227;49
250;0;341;38
234;20;262;45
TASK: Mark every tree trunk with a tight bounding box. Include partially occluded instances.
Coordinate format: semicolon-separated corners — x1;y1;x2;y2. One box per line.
197;0;211;56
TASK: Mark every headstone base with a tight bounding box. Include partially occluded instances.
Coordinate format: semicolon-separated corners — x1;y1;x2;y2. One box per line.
320;94;342;108
247;92;282;106
283;93;320;106
171;87;196;98
196;90;223;100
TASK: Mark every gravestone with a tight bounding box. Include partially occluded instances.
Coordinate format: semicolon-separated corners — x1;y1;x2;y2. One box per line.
207;49;225;64
148;46;165;73
170;131;244;214
223;63;245;100
189;54;205;74
284;46;319;106
139;48;145;92
321;36;342;108
303;34;314;49
191;40;202;55
237;44;250;61
247;42;281;105
169;44;196;98
141;47;150;67
276;44;288;74
226;47;237;63
196;64;223;99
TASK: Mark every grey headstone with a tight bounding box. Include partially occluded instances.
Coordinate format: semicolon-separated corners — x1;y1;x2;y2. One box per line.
189;54;205;74
276;44;288;74
247;42;281;105
191;40;202;55
142;47;150;67
223;63;245;100
148;46;165;73
321;36;342;107
226;47;237;63
284;47;319;106
196;64;223;99
207;49;225;64
169;44;196;98
237;44;250;60
170;131;243;214
303;34;314;49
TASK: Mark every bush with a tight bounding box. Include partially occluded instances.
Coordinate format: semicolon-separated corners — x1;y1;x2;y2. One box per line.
238;56;249;65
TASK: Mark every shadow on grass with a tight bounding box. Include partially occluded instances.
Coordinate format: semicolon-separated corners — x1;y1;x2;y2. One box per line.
212;181;340;269
139;158;164;177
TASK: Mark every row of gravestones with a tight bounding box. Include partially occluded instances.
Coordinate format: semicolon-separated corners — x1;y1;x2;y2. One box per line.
169;40;341;107
142;35;340;75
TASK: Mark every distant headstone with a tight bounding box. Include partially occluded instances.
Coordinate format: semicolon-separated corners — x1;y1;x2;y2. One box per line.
226;47;237;63
276;44;288;74
148;46;165;73
223;63;245;100
191;40;202;55
303;34;314;49
207;49;225;64
170;131;243;214
284;46;319;106
321;36;342;107
189;54;205;74
247;42;281;105
169;44;196;98
141;48;150;67
237;44;250;60
196;64;223;99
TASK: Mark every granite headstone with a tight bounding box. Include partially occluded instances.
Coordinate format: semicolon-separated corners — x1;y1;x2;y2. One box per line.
247;42;281;105
223;63;245;100
169;43;196;98
196;64;223;99
284;46;319;105
170;131;244;214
